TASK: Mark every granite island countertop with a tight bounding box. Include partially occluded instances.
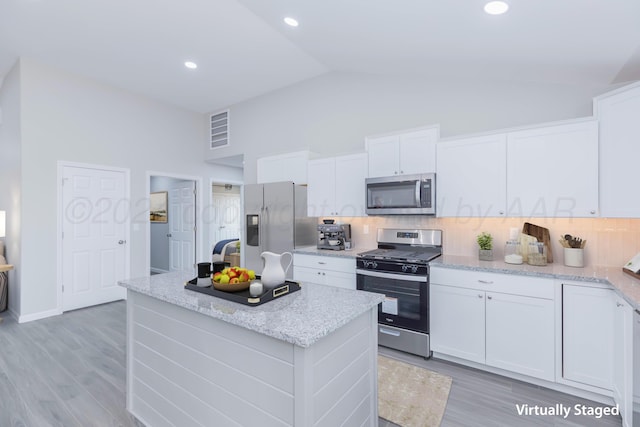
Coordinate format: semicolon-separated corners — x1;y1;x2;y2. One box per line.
118;271;385;348
432;255;640;310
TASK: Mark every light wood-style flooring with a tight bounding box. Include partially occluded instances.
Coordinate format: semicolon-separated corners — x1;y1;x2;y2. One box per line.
0;301;625;426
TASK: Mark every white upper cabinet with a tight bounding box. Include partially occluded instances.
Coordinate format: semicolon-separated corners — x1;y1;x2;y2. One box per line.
506;120;599;218
257;150;312;184
307;157;336;217
596;82;640;218
436;133;507;217
307;153;368;217
366;127;438;177
334;153;368;217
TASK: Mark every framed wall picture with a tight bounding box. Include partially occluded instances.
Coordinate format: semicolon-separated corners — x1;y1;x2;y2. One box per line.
150;191;168;223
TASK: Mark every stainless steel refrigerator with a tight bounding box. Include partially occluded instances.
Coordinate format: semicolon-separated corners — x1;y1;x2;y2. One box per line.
244;181;317;279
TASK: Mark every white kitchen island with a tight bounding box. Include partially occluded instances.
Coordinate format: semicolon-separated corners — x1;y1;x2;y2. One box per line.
118;271;385;427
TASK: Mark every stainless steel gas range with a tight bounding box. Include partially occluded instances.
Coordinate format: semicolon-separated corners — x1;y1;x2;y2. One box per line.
356;228;442;358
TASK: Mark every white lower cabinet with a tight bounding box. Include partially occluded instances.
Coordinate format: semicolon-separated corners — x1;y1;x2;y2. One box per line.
485;291;554;381
430;267;555;381
562;283;614;390
293;253;356;290
634;310;640;422
612;297;634;427
430;284;485;363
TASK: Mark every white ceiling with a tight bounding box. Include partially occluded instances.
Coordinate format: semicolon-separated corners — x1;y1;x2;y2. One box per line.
1;0;639;114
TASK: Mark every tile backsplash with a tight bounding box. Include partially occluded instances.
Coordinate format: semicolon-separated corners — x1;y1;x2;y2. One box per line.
340;216;640;268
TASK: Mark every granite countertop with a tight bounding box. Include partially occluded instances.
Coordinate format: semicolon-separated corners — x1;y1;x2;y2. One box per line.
432;255;640;310
118;271;385;348
294;245;377;259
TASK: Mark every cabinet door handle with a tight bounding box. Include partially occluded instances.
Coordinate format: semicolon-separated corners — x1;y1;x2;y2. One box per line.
318;261;326;265
616;302;623;307
487;295;493;300
478;294;483;298
478;280;493;284
317;272;321;275
498;211;504;215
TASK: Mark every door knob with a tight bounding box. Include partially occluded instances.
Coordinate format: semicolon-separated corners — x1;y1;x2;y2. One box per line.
118;240;126;245
167;233;172;237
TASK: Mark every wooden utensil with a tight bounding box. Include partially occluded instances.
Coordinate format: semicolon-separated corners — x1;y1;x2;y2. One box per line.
522;222;553;263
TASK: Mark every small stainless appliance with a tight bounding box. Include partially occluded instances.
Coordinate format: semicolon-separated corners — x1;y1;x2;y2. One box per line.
317;223;352;250
365;173;436;215
356;228;442;358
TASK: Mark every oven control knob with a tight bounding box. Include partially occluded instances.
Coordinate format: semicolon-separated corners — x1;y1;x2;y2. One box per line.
401;264;419;273
363;260;378;269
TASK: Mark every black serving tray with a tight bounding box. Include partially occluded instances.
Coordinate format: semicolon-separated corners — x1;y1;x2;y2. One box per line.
184;277;301;307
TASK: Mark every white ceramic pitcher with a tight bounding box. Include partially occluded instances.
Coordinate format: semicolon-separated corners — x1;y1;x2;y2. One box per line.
260;251;292;288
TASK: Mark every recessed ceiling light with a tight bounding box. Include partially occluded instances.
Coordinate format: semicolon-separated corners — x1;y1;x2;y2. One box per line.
184;61;198;69
484;1;509;15
284;17;299;27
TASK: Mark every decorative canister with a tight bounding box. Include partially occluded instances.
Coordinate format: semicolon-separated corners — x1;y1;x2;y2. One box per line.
504;240;523;264
527;242;547;266
564;248;584;268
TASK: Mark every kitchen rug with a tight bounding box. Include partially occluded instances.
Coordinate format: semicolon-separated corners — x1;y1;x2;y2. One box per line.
378;355;452;427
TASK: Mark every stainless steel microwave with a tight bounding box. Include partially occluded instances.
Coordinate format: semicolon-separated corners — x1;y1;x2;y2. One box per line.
366;173;436;215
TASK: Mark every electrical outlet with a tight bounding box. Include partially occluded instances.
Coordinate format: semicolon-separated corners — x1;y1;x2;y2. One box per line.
363;224;369;234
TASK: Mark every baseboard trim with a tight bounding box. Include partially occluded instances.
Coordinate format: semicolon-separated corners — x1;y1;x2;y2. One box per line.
18;308;62;323
432;352;615;406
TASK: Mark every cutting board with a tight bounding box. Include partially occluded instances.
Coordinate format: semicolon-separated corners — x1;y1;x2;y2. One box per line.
522;222;553;263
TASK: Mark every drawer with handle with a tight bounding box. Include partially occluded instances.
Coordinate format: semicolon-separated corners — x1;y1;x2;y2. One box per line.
430;266;554;299
293;254;355;274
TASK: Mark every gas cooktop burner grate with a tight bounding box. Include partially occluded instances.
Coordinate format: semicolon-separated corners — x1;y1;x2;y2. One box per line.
357;248;441;263
357;228;443;264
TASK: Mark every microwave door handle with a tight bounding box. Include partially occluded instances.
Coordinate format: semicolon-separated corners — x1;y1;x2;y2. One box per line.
415;180;421;207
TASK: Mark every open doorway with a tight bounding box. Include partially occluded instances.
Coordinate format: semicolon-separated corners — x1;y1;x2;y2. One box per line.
149;175;197;274
210;182;242;265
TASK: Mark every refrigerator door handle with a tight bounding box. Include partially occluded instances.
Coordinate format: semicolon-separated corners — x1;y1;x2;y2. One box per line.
262;206;268;250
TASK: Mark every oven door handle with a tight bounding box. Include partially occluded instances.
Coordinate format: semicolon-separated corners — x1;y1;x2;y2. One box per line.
356;269;427;282
379;327;401;337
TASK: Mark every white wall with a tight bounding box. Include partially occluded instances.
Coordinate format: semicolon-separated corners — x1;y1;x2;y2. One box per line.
13;58;240;320
206;71;609;184
0;61;22;316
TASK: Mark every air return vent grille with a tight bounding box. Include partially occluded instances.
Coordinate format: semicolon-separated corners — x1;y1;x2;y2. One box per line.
210;110;229;149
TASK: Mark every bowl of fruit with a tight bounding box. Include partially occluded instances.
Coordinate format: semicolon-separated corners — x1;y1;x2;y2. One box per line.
212;266;256;292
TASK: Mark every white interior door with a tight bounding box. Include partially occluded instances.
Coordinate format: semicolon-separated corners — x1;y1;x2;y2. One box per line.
212;193;241;243
62;165;128;311
169;180;196;272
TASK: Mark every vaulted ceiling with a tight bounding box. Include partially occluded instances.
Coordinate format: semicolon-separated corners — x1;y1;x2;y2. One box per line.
1;0;638;113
